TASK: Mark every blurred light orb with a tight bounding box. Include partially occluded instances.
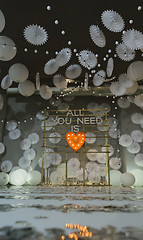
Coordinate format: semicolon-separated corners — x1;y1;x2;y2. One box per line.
27;170;41;185
0;172;9;186
9;169;28;186
9;63;29;83
110;170;122;186
130;169;143;187
127;61;143;81
18;80;35;97
120;172;135;187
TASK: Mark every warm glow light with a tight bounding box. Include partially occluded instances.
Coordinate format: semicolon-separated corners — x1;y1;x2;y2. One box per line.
66;132;86;152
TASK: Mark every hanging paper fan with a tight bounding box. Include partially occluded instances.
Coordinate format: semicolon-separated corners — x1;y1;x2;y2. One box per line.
23;148;36;161
0;94;3;110
88;171;101;184
0;142;5;154
18;80;35;97
116;43;135;61
135;153;143;167
109;127;120;139
48;132;61;144
117;97;131;108
18;157;31;169
44;59;59;75
93;70;105;86
125;81;138;95
65;64;82;79
36;72;40;90
101;144;114;157
85;132;96;144
119;134;132;147
9;129;21;140
6;120;17;131
51;153;62;165
101;10;124;32
127;141;140;154
20;138;31;150
122;29;143;50
118;73;134;88
1;75;13;89
110;81;126;96
39;85;52;100
53;74;68;89
134;94;143;107
67;158;80;170
109;157;122;170
87;148;98;161
0;10;5;33
28;133;39;144
131;130;143;142
89;25;106;47
78;50;97;69
106;58;114;77
41;116;58;131
56;48;72;67
57;103;69;112
127;61;143;81
1;160;13;172
131;113;143;124
23;24;48;45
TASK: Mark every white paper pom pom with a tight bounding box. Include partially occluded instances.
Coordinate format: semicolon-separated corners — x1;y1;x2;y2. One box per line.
23;148;36;161
101;10;124;32
28;133;39;144
127;141;140;154
1;160;13;172
120;172;135;187
44;59;59;75
130;169;143;187
0;10;5;32
85;132;96;144
122;30;143;50
0;36;17;61
0;142;5;154
0;172;9;186
135;153;143;167
48;132;61;143
9;63;29;83
87;149;98;161
125;81;138;95
56;48;72;66
101;144;114;157
27;170;41;185
118;73;134;88
18;80;35;97
131;130;143;142
39;85;52;100
119;134;132;147
109;157;122;170
65;64;82;79
117;97;131;108
9;129;21;140
78;50;97;69
116;43;135;61
53;74;67;89
110;81;126;96
67;158;80;170
9;169;28;186
24;24;48;45
134;94;143;107
51;153;62;165
1;75;13;89
18;156;31;169
127;61;143;81
20;138;31;150
110;170;122;186
88;171;101;184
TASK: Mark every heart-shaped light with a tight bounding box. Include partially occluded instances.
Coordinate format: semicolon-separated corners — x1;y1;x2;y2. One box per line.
66;132;86;152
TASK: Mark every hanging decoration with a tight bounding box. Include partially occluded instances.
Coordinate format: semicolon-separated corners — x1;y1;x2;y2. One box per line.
89;25;106;47
101;10;124;32
23;24;48;45
66;132;86;152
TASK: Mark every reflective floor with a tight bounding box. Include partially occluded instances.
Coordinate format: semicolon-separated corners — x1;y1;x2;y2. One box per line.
0;186;143;239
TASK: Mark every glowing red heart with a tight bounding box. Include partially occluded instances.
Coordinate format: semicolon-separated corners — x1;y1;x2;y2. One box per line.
66;132;86;152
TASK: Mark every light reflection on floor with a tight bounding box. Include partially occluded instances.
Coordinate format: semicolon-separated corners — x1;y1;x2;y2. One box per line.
0;186;143;239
